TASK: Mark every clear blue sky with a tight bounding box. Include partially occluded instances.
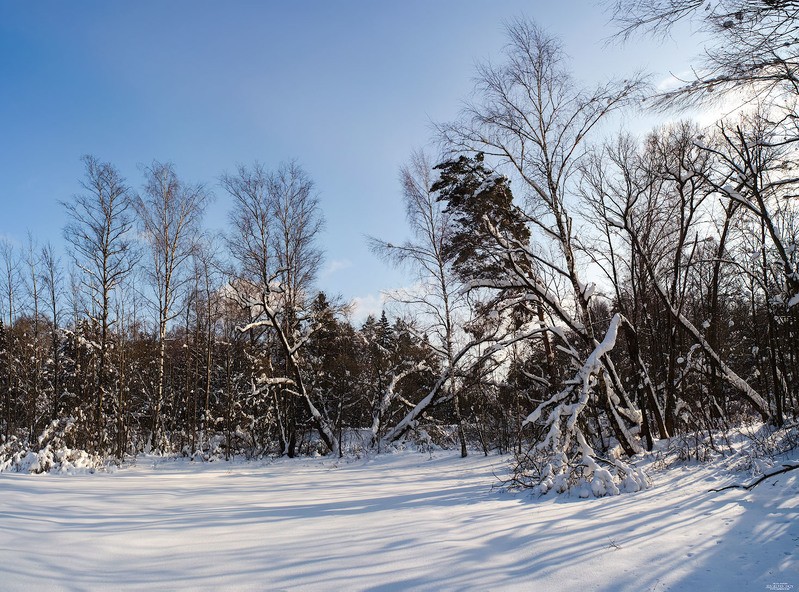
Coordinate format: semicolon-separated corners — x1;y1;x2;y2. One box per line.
0;1;697;322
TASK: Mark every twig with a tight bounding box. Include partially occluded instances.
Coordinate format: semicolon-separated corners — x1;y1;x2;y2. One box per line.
709;463;799;492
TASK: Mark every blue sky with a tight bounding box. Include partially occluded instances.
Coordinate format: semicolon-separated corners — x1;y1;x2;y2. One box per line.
0;1;698;322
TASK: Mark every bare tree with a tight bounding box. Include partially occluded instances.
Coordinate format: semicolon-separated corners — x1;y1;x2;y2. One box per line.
22;234;43;439
579;133;671;449
190;235;223;454
610;0;799;107
699;111;799;423
436;19;647;488
223;161;336;456
41;243;62;424
0;239;19;327
135;161;210;452
439;19;643;335
581;123;773;424
62;155;137;451
0;240;17;443
270;162;325;308
370;149;472;456
704;111;799;306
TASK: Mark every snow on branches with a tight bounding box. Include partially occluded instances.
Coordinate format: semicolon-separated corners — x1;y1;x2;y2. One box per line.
513;314;649;497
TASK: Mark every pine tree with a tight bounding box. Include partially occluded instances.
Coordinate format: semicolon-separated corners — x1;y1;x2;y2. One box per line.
432;153;530;281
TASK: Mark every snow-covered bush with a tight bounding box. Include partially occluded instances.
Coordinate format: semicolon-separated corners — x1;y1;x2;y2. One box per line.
510;438;648;497
0;418;104;474
657;422;799;476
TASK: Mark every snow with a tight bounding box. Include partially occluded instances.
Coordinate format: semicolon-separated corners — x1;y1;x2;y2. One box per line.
0;450;796;591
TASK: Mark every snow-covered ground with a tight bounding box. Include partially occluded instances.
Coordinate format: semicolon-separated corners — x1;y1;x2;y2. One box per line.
0;450;796;591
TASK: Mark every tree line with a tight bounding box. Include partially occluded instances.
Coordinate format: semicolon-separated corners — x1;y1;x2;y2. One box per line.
1;7;797;495
0;159;465;465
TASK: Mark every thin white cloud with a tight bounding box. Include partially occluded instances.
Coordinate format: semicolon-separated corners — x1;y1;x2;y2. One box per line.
653;72;751;127
693;92;749;127
321;258;353;278
655;71;690;94
349;282;447;326
349;293;385;325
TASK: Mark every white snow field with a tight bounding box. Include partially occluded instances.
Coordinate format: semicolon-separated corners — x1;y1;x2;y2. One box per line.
0;451;797;591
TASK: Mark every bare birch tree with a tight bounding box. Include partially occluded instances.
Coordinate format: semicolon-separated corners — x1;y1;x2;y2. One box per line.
41;243;62;424
370;150;472;456
0;239;19;328
223;161;336;456
62;156;137;451
135;161;210;452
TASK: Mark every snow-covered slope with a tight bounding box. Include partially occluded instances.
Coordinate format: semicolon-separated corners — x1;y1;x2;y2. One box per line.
0;451;796;591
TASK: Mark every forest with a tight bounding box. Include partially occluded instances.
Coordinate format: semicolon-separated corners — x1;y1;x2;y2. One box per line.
0;1;797;499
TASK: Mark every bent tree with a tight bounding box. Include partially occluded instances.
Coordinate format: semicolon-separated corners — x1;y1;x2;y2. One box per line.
370;150;473;457
433;153;646;494
436;18;648;492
